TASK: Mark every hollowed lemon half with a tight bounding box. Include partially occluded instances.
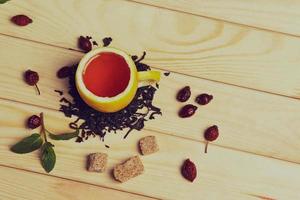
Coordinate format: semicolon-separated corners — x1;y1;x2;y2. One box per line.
75;47;160;113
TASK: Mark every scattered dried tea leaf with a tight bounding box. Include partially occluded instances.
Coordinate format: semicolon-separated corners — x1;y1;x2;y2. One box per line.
164;72;170;76
102;37;112;47
92;41;98;46
54;90;63;96
57;66;71;79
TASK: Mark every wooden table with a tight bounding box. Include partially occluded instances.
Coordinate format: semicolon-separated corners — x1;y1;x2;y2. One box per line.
1;0;300;199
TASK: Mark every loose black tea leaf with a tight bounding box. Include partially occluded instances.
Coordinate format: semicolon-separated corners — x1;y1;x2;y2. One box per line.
47;129;79;140
105;145;110;148
102;37;112;47
56;48;162;142
75;137;83;143
164;72;170;76
54;90;63;96
92;41;98;46
136;51;146;63
131;55;138;61
11;133;43;154
41;142;56;173
57;66;71;79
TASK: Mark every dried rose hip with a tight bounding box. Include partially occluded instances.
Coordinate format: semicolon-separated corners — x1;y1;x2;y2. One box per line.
27;115;41;129
24;70;40;95
181;159;197;182
178;104;197;118
204;125;219;141
204;125;219;153
24;70;38;85
177;86;191;102
78;36;92;52
57;66;71;79
11;15;32;26
195;93;213;105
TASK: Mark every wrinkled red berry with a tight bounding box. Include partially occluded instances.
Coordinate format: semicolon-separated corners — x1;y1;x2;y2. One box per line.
204;125;219;141
177;86;191;102
24;70;41;95
27;115;41;129
57;66;71;79
179;104;197;118
24;70;39;86
181;159;197;182
11;15;32;26
78;36;92;52
204;125;219;153
195;93;213;105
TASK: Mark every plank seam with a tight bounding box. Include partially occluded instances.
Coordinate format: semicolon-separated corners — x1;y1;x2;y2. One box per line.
1;96;300;166
0;163;160;200
124;0;300;39
1;32;299;101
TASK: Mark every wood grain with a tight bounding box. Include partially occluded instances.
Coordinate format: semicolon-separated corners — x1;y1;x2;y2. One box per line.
1;0;300;98
1;99;300;199
1;35;300;164
129;0;300;37
0;165;154;200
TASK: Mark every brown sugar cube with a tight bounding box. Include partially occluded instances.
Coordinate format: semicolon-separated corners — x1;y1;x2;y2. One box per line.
139;136;159;155
87;153;108;172
113;156;144;183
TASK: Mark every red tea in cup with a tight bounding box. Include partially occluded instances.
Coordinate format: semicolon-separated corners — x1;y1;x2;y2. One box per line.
83;52;130;97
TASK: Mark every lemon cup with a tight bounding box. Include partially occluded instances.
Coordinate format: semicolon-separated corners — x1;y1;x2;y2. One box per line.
76;47;160;113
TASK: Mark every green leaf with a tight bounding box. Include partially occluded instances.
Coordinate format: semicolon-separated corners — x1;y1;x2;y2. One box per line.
47;129;79;140
0;0;10;4
11;133;43;154
41;142;56;173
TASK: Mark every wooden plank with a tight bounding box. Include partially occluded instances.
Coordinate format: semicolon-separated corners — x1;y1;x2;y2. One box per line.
0;165;154;200
129;0;300;37
1;0;300;98
1;35;300;164
0;99;300;200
